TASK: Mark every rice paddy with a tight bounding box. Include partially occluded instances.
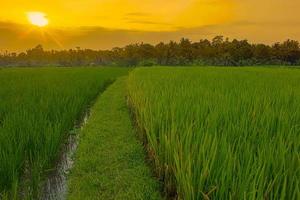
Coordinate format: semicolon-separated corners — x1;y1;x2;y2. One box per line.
127;67;300;199
0;67;128;199
0;66;299;200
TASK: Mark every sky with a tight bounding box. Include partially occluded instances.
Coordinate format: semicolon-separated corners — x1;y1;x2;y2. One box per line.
0;0;299;51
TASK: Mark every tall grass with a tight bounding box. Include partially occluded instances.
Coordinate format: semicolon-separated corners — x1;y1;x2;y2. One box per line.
127;67;300;199
0;67;127;198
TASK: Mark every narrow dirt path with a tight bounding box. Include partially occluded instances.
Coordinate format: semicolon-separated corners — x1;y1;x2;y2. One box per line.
67;77;162;200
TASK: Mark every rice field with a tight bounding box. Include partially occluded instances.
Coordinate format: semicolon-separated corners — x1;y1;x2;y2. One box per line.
0;67;128;199
1;66;299;200
127;67;300;199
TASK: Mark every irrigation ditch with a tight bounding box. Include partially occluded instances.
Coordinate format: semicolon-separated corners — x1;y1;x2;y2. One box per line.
40;111;89;200
38;80;115;200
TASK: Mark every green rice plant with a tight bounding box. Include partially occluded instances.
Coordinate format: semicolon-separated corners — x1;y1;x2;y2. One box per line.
0;67;128;199
127;67;300;200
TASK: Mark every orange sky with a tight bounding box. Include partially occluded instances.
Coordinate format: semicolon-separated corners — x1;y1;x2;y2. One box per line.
0;0;299;51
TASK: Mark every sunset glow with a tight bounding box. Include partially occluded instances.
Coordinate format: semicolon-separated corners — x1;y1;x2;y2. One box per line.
0;0;299;51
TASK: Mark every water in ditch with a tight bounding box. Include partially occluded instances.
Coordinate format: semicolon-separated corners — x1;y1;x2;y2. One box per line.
40;113;89;200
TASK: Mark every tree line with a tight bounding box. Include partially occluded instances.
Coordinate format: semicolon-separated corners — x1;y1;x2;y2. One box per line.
1;36;300;67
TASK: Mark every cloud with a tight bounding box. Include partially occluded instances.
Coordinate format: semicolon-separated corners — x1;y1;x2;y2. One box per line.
124;12;150;17
125;20;172;26
1;20;300;52
122;12;174;27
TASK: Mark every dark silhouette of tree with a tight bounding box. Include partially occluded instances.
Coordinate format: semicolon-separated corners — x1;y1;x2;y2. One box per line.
0;37;300;67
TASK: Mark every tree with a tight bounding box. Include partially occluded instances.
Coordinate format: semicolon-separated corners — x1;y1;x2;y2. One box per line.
1;37;300;67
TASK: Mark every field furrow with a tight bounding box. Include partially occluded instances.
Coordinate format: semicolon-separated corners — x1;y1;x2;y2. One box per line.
67;77;162;200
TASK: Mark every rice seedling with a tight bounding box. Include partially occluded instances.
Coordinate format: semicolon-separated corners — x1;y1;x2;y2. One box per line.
127;67;300;199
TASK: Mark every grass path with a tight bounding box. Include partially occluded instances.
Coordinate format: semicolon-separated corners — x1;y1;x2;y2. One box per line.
67;77;162;200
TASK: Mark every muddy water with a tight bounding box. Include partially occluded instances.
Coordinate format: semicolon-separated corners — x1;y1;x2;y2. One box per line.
40;114;89;200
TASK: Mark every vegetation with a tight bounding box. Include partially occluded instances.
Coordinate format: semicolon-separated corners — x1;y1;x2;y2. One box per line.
0;67;128;199
127;67;300;199
1;37;300;67
1;66;299;199
68;78;161;200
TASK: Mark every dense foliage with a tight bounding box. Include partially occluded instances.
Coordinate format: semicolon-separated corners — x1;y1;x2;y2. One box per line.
127;67;300;200
1;36;300;67
0;68;128;199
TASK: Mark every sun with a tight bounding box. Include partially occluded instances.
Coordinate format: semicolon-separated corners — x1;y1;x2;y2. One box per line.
27;12;49;27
